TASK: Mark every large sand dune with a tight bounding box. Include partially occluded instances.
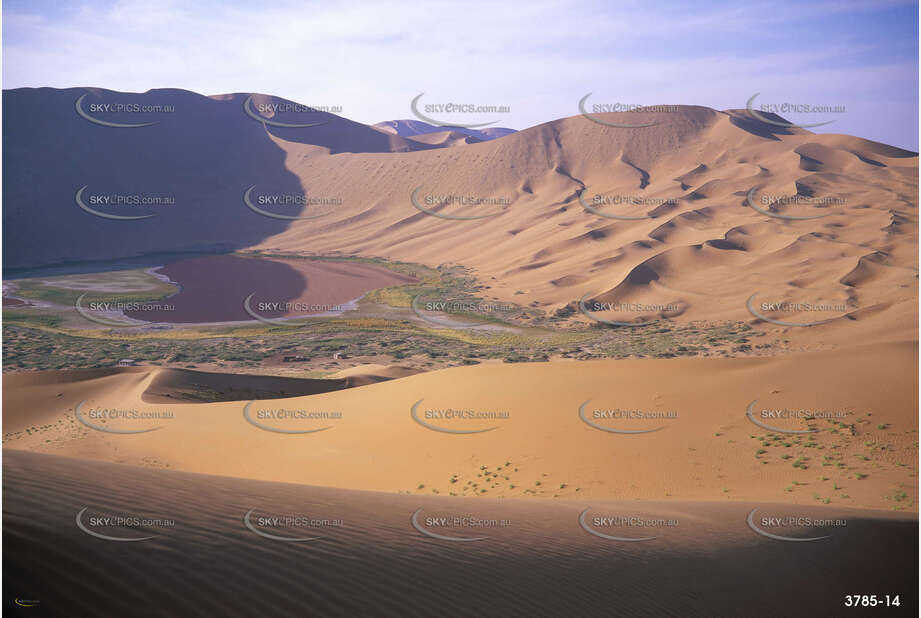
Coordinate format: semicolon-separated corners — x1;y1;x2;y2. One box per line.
5;88;915;349
3;450;916;618
1;88;431;270
2;87;917;617
262;106;918;348
4;343;916;510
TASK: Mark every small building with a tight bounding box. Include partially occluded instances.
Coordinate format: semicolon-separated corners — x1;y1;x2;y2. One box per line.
117;359;137;367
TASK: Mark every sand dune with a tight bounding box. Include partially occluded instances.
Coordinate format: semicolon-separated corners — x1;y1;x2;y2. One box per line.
5;89;915;352
4;343;915;511
1;364;405;412
2;87;917;617
2;88;431;271
328;363;424;380
141;368;373;403
2;367;151;434
3;450;916;618
265;105;917;348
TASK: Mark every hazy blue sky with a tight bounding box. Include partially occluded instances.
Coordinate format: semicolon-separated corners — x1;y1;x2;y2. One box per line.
3;0;918;149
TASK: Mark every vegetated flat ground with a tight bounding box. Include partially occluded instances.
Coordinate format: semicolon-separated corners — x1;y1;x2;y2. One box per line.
0;315;766;375
3;253;783;377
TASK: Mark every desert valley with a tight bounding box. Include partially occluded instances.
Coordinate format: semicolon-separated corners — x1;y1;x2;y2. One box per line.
2;85;918;616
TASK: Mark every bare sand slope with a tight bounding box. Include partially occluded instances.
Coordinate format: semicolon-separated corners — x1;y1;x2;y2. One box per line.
3;450;916;618
2;367;150;433
329;363;424;380
1;87;432;270
4;343;916;511
5;89;916;350
1;364;393;415
261;106;918;347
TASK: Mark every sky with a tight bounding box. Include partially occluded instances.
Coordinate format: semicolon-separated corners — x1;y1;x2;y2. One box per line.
3;0;918;149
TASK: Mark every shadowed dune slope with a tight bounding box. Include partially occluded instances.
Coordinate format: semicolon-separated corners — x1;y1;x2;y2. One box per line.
140;368;375;403
1;365;393;415
1;87;430;270
3;450;916;618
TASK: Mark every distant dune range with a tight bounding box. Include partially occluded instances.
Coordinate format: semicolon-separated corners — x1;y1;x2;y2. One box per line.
3;88;917;348
373;118;517;143
4;343;916;510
